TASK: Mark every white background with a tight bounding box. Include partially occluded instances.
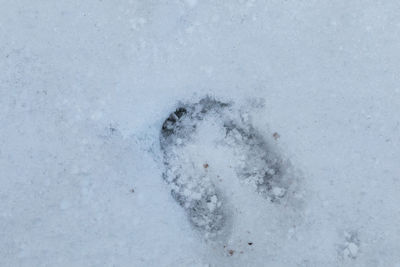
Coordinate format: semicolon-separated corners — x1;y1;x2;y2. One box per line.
1;0;400;266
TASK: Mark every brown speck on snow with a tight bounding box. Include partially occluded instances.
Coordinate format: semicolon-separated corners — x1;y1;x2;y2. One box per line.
203;163;209;169
228;250;234;256
273;132;280;140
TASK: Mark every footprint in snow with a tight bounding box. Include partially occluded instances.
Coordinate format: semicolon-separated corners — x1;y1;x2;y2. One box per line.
159;97;297;238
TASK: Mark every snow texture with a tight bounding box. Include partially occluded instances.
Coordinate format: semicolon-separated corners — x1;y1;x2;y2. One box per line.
1;0;400;266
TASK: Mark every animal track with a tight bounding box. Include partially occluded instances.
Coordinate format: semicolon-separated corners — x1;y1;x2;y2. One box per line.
160;97;292;235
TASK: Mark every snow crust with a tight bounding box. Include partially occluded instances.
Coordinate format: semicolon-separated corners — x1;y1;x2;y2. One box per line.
1;0;400;266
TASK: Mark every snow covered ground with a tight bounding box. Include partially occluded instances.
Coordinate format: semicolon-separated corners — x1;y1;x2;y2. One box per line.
1;0;400;266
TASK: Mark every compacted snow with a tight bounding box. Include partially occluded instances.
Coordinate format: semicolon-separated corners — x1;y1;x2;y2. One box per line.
1;1;400;266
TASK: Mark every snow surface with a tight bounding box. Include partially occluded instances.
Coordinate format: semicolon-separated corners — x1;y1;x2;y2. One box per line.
1;0;400;266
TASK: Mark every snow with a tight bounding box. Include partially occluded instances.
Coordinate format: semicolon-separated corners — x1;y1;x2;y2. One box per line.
345;242;359;258
1;0;400;266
